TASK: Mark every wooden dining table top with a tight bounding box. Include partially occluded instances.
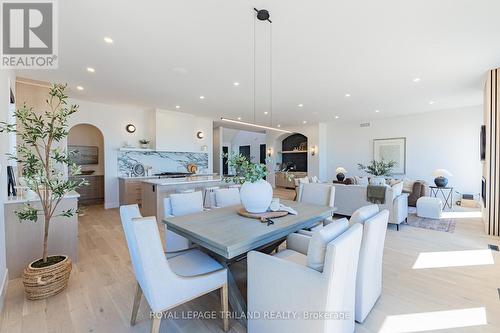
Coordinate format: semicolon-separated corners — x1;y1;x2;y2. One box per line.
161;200;336;260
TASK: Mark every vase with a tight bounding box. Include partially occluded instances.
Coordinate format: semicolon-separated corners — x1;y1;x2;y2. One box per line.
336;173;345;181
434;176;448;187
141;143;149;149
22;255;72;300
240;179;273;213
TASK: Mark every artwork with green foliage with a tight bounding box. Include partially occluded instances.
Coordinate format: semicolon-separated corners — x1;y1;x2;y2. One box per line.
357;159;397;176
0;84;87;265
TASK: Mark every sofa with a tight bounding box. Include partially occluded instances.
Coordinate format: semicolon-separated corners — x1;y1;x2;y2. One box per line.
333;183;408;229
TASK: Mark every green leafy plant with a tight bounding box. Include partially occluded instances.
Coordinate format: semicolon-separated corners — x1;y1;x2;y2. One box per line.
222;152;268;185
0;83;87;265
357;160;397;176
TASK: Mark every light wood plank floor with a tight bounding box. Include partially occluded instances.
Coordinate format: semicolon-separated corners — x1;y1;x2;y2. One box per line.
2;190;500;333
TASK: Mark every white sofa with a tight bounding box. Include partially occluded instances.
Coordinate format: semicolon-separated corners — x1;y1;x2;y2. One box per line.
333;183;408;229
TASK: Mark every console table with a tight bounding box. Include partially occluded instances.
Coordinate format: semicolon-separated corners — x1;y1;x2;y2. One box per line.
430;186;453;209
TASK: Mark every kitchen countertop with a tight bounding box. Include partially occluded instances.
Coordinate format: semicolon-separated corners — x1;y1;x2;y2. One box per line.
142;175;226;186
5;191;81;205
119;173;218;180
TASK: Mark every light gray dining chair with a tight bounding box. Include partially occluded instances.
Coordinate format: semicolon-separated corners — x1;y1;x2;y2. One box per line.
120;205;229;333
214;187;241;207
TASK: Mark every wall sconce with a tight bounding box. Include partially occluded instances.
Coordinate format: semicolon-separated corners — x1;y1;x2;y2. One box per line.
310;146;317;156
125;124;136;133
196;131;204;139
267;148;273;157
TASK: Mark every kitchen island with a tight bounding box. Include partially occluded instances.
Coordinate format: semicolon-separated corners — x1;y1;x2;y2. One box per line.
141;175;231;218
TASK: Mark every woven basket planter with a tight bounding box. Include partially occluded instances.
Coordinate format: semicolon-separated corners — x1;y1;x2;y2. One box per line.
22;255;72;300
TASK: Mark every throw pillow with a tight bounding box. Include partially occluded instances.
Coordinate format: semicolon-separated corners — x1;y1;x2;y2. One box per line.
370;177;386;186
402;178;414;193
391;181;404;197
355;176;369;186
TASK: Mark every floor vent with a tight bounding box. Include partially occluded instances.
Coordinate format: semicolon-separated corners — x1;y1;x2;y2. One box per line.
488;244;499;251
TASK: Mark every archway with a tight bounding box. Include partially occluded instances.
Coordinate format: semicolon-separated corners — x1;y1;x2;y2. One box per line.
68;124;105;206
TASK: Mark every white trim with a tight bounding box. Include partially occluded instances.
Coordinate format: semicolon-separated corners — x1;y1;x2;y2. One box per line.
105;201;119;209
0;269;8;313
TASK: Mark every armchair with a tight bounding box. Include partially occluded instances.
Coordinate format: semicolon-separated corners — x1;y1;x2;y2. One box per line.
248;222;363;333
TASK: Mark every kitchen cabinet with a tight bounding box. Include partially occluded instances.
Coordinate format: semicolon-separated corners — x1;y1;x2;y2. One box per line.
119;178;143;206
70;175;104;205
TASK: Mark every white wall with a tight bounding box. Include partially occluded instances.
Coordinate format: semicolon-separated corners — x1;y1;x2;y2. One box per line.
0;70;15;310
229;130;266;163
325;105;483;195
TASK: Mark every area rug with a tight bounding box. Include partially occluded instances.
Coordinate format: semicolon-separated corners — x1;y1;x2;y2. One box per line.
405;213;456;233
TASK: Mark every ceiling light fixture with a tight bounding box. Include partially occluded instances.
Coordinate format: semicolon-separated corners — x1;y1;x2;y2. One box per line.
302;120;307;124
345;93;351;97
375;109;380;113
76;86;84;91
277;124;281;127
175;105;180;109
199;95;205;99
237;117;242;120
221;117;292;133
413;77;421;82
264;111;268;115
104;37;113;44
233;82;240;86
335;115;340;119
429;100;435;105
86;67;95;73
298;104;303;107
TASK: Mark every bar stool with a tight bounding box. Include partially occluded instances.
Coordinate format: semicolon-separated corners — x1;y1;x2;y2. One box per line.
203;186;220;208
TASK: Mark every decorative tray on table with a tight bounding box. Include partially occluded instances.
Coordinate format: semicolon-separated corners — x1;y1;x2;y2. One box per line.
237;208;288;222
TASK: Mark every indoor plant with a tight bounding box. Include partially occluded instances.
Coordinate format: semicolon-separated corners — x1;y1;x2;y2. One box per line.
0;83;87;300
223;152;272;213
358;160;396;183
139;139;150;149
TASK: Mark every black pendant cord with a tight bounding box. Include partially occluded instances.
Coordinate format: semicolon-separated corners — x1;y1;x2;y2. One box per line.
253;14;256;124
270;22;273;127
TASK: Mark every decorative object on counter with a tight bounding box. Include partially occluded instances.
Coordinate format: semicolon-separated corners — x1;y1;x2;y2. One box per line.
335;167;347;181
358;159;396;176
118;150;208;177
139;139;150;149
0;83;88;300
196;131;204;139
7;165;16;197
187;163;198;173
201;144;208;151
373;137;406;174
132;163;145;176
223;152;271;213
125;124;136;133
432;168;452;187
144;165;153;176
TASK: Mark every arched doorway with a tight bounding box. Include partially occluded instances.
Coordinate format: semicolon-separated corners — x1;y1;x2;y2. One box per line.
68;124;105;206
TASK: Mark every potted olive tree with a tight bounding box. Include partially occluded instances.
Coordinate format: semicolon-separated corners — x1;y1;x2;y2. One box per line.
224;153;272;213
0;84;87;300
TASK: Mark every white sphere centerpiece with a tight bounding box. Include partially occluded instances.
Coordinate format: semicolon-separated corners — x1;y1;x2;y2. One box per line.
224;153;272;213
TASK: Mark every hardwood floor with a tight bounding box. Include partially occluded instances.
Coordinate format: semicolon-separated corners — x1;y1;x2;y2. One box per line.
1;190;500;333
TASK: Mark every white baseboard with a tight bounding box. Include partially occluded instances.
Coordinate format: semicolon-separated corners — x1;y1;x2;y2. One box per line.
0;269;8;313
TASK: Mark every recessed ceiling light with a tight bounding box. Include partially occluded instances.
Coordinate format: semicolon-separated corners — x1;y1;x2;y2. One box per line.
199;96;205;99
233;82;240;86
375;109;380;113
335;115;340;119
277;124;281;128
103;37;113;44
302;120;307;124
86;67;95;73
175;105;180;109
413;77;421;82
298;104;304;107
345;93;351;98
264;111;268;115
237;117;242;120
76;86;84;91
429;100;435;105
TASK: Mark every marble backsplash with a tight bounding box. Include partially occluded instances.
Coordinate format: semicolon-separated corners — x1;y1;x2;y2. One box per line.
118;150;209;177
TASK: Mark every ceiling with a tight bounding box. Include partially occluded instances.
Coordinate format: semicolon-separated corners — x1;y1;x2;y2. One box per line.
17;0;500;127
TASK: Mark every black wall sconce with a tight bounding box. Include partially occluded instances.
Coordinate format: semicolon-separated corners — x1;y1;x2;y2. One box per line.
126;124;136;133
196;131;204;139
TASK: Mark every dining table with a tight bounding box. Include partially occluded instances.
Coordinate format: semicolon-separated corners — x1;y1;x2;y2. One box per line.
162;199;336;326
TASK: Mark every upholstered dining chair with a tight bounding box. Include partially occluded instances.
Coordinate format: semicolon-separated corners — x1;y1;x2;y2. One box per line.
214;187;241;207
248;222;363;333
287;204;390;323
119;205;229;333
297;182;336;229
163;191;204;252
